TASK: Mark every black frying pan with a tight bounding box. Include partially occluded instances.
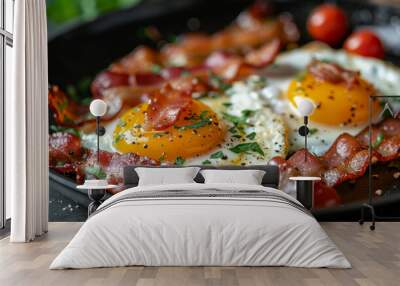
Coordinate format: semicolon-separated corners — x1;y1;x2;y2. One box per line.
48;0;400;220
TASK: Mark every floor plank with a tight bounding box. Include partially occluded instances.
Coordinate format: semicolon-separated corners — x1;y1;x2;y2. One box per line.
0;222;399;286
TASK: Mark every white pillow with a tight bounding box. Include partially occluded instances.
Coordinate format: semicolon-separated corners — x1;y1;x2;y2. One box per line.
200;169;266;185
136;167;200;186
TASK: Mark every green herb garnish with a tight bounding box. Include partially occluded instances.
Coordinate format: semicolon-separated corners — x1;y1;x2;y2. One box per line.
118;119;127;127
309;128;318;135
202;160;212;165
372;133;384;148
210;151;225;159
208;72;232;91
229;142;265;156
50;125;80;137
175;156;185;166
228;127;237;134
246;132;256;140
151;64;162;74
113;134;124;144
175;111;211;130
222;102;232;107
85;166;106;179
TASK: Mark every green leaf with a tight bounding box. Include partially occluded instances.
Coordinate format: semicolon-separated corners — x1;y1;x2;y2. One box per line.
208;73;232;91
175;156;185;166
118;119;127;127
210;151;225;159
309;128;318;135
222;102;232;108
372;133;384;148
246;132;256;140
241;109;256;118
47;0;80;24
176;111;211;130
50;125;80;137
202;160;212;165
295;71;306;81
228;127;237;134
151;64;162;74
85;166;107;179
229;142;265;156
222;112;246;126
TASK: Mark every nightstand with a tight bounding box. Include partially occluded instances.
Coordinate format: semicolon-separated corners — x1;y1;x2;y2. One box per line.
289;177;321;210
77;182;118;216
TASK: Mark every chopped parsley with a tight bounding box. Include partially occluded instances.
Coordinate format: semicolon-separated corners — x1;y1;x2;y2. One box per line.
210;151;225;159
85;166;106;179
175;111;212;130
175;156;185;166
228;126;237;134
50;125;80;137
222;109;256;127
308;128;318;135
246;132;257;140
208;72;232;91
222;102;232;108
202;160;212;165
372;133;384;148
295;71;306;81
151;64;162;74
113;133;124;144
118;119;127;127
229;142;265;156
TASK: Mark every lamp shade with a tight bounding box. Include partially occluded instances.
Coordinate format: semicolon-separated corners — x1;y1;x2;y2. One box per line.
294;97;315;117
89;99;107;117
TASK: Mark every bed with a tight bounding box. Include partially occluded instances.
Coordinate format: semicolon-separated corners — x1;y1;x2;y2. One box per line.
50;165;350;269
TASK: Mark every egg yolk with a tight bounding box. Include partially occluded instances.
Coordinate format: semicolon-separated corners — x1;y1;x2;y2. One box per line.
287;72;381;126
113;100;226;162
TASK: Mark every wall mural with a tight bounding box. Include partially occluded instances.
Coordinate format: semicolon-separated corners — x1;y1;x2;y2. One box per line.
48;0;400;220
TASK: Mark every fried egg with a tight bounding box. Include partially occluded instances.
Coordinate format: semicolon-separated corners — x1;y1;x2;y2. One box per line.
252;43;400;156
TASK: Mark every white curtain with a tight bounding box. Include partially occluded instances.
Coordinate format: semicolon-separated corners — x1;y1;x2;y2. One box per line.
8;0;49;242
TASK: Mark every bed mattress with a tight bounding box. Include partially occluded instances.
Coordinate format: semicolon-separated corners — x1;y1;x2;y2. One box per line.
50;183;350;269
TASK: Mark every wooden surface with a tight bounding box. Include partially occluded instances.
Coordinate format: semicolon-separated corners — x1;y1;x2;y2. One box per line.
0;222;399;286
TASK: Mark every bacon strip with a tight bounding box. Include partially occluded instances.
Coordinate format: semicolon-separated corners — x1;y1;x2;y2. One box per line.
81;150;159;185
49;132;82;170
307;60;360;88
145;85;192;130
269;117;400;208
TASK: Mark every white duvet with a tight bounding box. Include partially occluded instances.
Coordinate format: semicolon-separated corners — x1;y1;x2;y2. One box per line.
50;183;350;269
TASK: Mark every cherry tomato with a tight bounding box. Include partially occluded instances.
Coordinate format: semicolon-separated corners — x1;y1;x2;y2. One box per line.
307;4;348;45
344;30;385;59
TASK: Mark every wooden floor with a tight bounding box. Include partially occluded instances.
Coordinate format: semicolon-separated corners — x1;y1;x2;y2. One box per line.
0;222;399;286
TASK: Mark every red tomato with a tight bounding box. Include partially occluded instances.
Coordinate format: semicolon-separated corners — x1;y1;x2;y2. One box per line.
344;30;385;59
307;4;348;45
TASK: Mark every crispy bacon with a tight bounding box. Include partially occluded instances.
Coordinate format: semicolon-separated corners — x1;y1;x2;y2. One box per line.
145;84;192;130
110;46;160;75
269;116;400;207
49;86;88;127
287;149;324;176
322;133;363;169
307;60;360;88
313;181;342;209
82;150;159;184
91;71;131;98
49;132;82;167
245;39;281;67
